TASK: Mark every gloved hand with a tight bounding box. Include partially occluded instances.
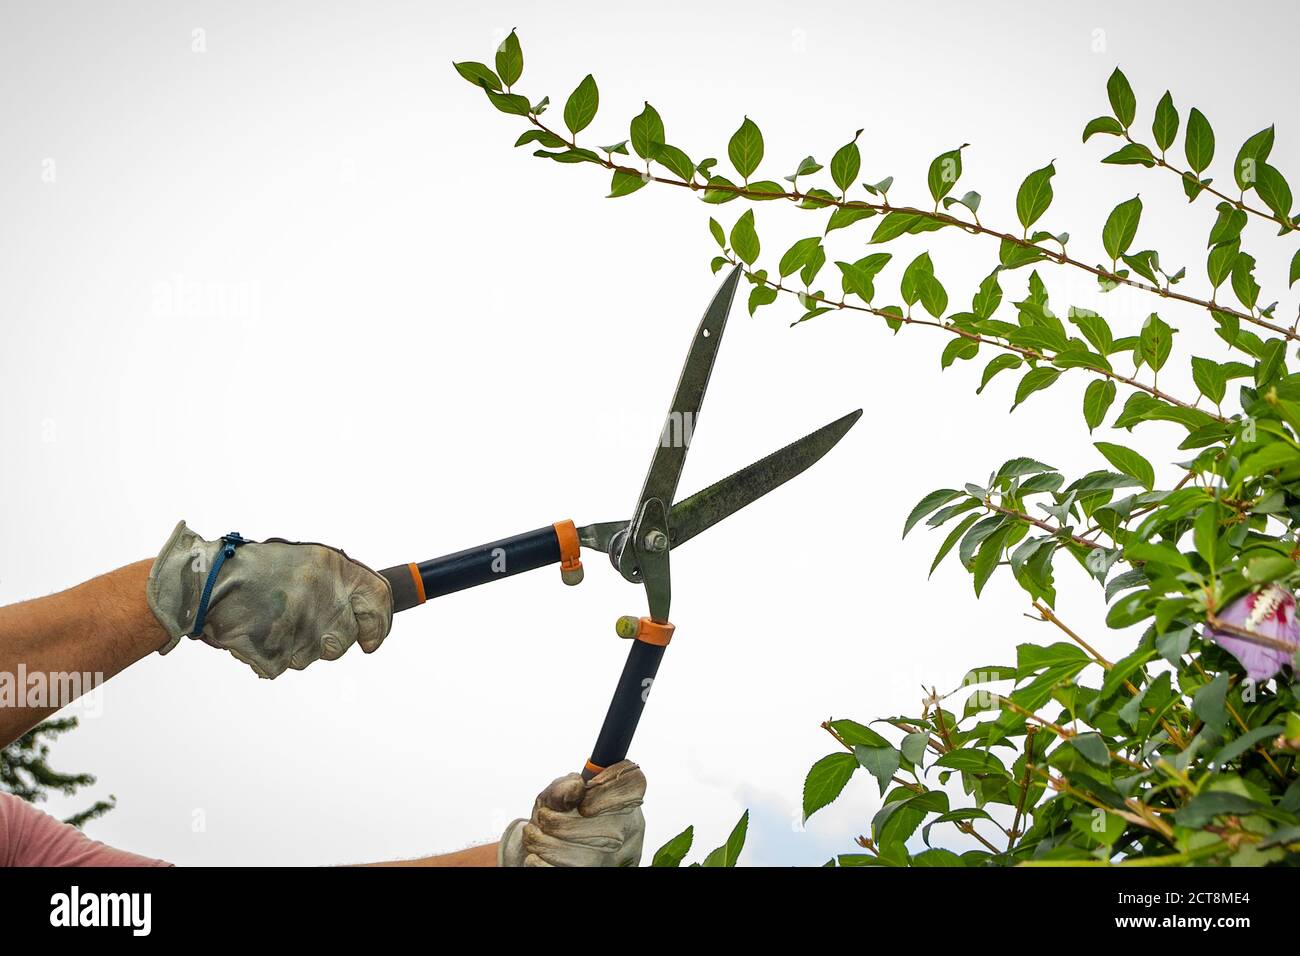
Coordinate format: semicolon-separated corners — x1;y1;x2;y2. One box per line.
145;520;393;679
499;760;646;867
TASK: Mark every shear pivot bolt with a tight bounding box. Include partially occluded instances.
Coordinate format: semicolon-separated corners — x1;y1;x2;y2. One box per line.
643;529;668;553
615;616;641;639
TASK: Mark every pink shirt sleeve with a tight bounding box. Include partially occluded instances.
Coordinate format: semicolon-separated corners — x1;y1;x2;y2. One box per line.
0;792;171;867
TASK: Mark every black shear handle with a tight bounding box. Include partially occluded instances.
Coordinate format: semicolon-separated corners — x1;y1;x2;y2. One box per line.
582;619;673;780
379;521;583;612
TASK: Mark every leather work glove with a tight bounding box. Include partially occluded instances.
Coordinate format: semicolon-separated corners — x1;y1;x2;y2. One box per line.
499;760;647;867
146;520;393;679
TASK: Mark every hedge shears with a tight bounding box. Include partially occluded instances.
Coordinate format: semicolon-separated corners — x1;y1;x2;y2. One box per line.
378;266;861;779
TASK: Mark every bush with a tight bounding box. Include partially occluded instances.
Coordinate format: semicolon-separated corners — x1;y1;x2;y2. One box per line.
457;33;1300;865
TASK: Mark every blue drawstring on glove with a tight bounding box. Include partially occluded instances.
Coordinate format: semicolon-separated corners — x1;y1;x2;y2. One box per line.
189;532;249;637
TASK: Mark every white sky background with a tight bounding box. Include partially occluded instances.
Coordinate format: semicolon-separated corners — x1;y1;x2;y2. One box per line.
1;0;1297;865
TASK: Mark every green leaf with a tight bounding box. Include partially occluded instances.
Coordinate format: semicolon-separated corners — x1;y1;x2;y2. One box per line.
786;155;822;182
1102;143;1156;167
930;513;980;577
1184;107;1215;174
927;145;966;203
1083;379;1116;432
1175;790;1265;828
1231;251;1260;310
630;102;665;160
934;749;1006;774
1192;671;1230;736
607;169;647;198
1256;163;1294;222
997;457;1054;480
1152;90;1179;152
1012;367;1061;411
1291;248;1300;288
742;180;785;200
1244;555;1295;585
978;354;1022;394
1106;68;1136;127
1000;239;1045;270
1102;196;1142;261
830;130;863;194
779;237;822;278
494;30;523;88
1237;441;1300;481
836;254;889;302
728;117;764;180
822;205;874;235
532;147;601;164
800;246;826;287
651;825;693;866
708;217;726;249
1138;313;1174;373
1208;202;1248;248
1018;642;1088;673
918;274;948;319
1254;336;1285;386
869;211;922;243
803;752;858;821
829;719;890;748
900;732;930;766
900;251;935;306
1066;308;1112;356
903;488;962;538
1083;115;1124;141
1234;126;1275;193
1094;441;1155;490
972;269;1003;319
562;74;599;135
747;283;778;316
453;60;502;91
972;524;1012;596
485;89;532;116
1191;356;1228;404
514;129;566;149
941;337;978;368
1210;725;1285;767
855;745;901;796
1016;162;1055;230
942;190;981;216
729;210;760;265
1070;732;1111;767
1207;239;1239;288
651;143;695;182
1182;171;1209;202
701;175;739;203
700;811;748;867
863;175;893;197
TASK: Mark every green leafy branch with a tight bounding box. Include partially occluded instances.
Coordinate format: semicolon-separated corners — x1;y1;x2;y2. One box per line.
454;43;1297;349
1085;68;1297;236
713;247;1222;423
455;32;1300;868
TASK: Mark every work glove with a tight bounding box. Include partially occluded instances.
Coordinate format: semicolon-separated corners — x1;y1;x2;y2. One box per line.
499;760;646;867
145;520;393;679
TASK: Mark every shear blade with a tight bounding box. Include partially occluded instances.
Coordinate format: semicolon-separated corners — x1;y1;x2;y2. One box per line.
667;408;864;549
630;265;743;518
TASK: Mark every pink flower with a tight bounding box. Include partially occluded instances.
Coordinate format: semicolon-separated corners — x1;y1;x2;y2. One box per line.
1205;584;1300;682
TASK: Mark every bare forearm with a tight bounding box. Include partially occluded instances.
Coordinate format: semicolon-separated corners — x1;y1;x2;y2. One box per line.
362;843;498;867
0;559;166;745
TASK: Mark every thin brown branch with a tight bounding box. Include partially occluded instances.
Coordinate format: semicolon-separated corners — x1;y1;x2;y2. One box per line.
1121;131;1294;232
523;112;1293;346
736;264;1225;423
